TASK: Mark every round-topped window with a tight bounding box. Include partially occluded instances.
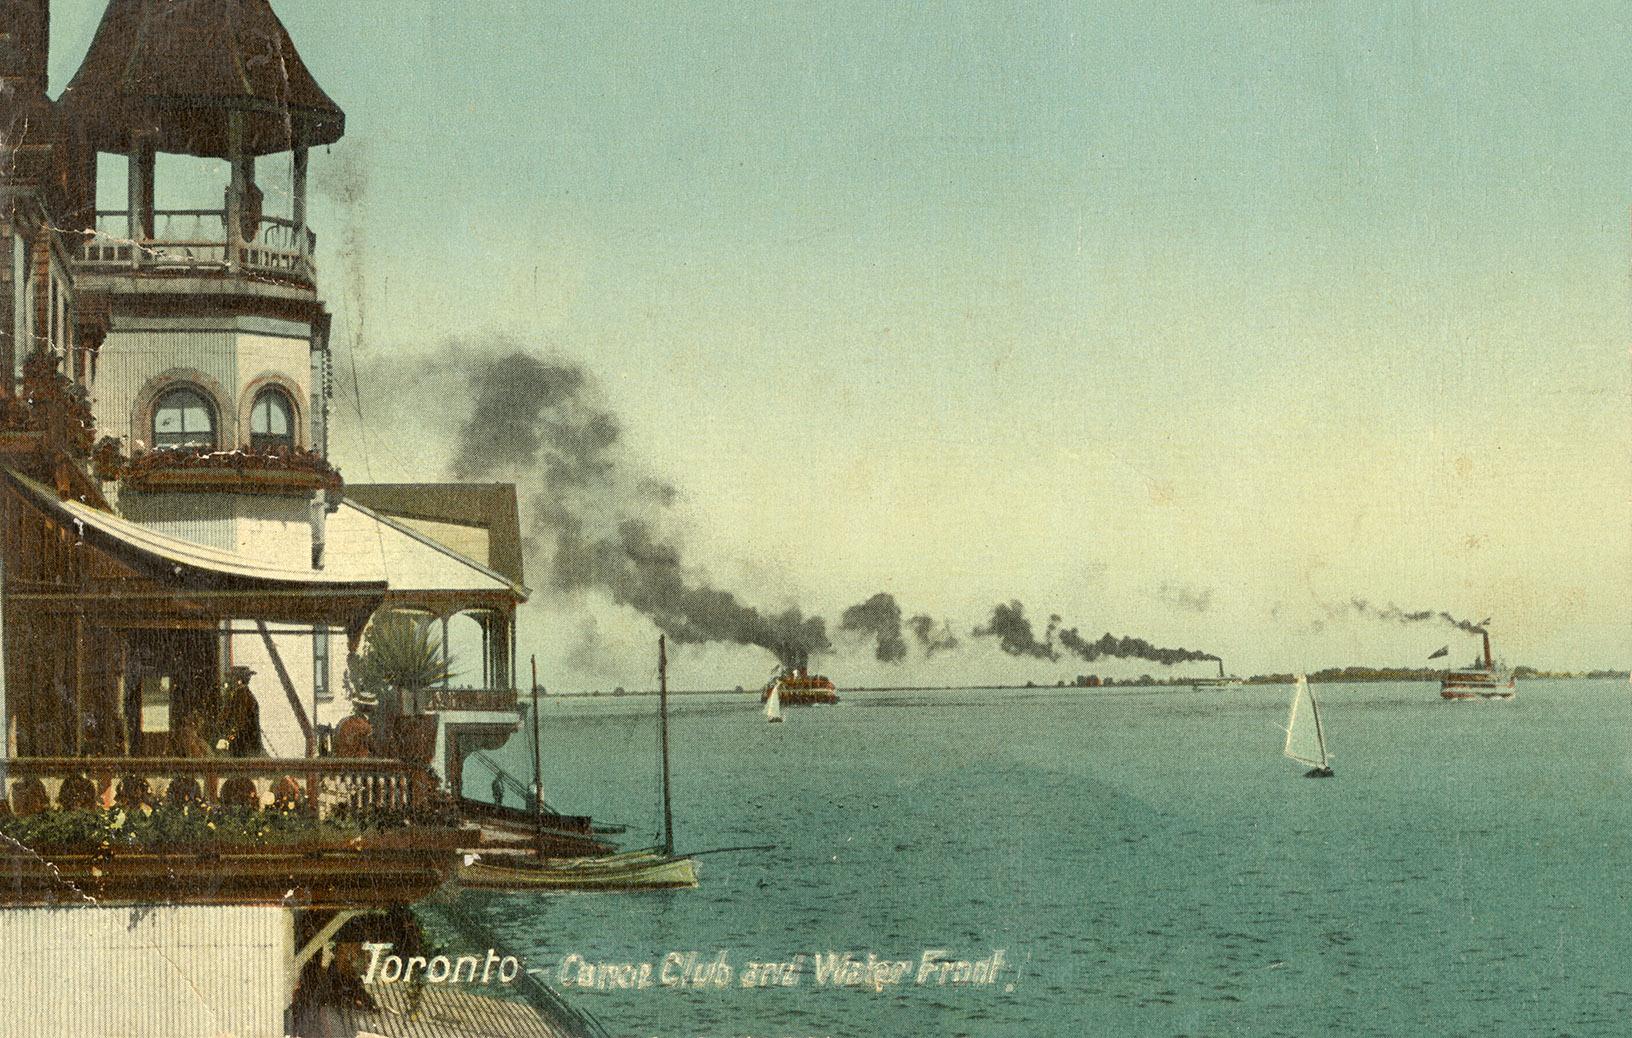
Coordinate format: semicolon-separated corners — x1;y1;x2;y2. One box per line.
249;388;295;450
152;387;217;449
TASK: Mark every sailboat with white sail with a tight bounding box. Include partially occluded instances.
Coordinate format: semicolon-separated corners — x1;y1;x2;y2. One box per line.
1283;674;1334;778
764;680;784;723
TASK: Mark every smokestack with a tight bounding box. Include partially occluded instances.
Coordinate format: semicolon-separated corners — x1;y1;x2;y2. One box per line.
1218;658;1225;679
1482;629;1492;669
0;0;50;96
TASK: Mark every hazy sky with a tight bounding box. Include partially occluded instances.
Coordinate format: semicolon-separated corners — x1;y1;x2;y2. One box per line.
47;2;1631;687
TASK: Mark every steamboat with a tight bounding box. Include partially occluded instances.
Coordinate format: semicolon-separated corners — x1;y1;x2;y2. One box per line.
761;667;840;706
1440;629;1516;700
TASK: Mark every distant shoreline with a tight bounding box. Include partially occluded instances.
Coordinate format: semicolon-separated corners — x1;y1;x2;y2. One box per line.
538;670;1628;699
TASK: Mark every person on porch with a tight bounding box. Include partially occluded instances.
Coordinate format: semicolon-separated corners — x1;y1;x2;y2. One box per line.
222;666;265;757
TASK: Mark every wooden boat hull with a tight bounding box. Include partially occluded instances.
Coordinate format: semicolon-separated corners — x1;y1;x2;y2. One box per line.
761;670;840;706
458;850;699;891
1440;673;1516;700
457;796;617;857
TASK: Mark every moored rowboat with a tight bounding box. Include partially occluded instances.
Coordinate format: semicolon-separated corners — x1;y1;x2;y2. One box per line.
459;849;699;891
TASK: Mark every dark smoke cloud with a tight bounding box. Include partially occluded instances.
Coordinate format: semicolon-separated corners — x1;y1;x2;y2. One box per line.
1347;598;1488;634
971;601;1058;661
402;343;832;669
1056;627;1219;666
839;593;908;663
907;614;960;656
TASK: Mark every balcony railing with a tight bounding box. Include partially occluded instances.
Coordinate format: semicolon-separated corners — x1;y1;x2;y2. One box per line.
427;687;522;713
0;757;462;907
116;444;344;495
77;210;317;279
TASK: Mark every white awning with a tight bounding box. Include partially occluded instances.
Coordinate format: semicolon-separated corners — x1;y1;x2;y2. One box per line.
324;500;528;601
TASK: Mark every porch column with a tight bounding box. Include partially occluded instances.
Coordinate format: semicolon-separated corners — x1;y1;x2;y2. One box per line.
73;616;85;755
292;141;309;270
489;613;510;691
508;614;517;693
6;229;23;396
226;111;245;273
440;617;451;689
0;516;8;765
125;134;141;269
480;614;490;688
135;135;156;239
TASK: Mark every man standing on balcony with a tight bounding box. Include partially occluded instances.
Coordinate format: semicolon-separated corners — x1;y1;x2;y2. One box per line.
222;666;264;757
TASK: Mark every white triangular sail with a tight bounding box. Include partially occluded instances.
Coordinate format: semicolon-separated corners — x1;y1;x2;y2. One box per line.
764;682;783;722
1283;675;1328;768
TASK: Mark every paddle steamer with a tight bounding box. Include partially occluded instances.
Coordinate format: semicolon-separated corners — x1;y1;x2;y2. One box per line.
761;666;840;706
1440;629;1516;700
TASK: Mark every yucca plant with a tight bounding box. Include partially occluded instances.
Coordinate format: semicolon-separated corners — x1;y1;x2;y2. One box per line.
348;613;456;712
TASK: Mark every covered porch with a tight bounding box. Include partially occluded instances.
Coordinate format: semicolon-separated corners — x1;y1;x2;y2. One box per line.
0;470;464;907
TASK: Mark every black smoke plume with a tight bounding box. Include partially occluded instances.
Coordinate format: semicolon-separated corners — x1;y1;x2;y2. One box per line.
402;344;832;669
839;593;908;663
971;601;1058;660
1056;627;1220;667
907;614;960;656
1347;598;1488;634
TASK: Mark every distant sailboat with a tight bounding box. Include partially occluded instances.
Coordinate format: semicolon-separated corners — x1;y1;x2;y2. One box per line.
764;680;784;723
1283;674;1333;778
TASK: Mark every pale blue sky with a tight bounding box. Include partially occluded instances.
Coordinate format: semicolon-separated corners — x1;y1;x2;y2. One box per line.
46;2;1632;685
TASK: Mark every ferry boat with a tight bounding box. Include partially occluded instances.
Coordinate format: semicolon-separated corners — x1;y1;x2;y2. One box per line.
760;667;840;706
1191;659;1244;689
1440;629;1516;700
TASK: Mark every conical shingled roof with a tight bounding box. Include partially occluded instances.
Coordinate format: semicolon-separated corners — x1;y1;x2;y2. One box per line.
59;0;344;158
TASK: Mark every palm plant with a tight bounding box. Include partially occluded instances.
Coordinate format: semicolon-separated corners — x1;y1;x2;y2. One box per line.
348;613;456;712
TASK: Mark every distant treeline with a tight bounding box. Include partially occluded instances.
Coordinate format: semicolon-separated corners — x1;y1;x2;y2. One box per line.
1047;665;1627;688
558;666;1628;697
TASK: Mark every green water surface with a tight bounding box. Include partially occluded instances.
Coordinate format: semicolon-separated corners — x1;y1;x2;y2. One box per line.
455;678;1632;1037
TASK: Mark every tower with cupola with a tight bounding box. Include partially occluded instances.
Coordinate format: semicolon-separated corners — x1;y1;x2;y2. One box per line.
59;0;342;516
50;0;351;745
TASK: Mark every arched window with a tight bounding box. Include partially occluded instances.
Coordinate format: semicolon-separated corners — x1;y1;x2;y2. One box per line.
152;387;216;449
249;388;295;450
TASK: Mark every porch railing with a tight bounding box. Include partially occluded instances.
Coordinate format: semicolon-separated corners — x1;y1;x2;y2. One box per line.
426;687;521;713
0;756;432;820
77;210;317;277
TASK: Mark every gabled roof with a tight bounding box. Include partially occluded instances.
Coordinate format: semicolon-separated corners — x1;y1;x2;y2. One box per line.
345;484;526;589
325;500;528;604
59;0;344;157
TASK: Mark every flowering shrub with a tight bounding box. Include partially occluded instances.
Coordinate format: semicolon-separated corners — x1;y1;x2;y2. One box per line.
0;800;407;851
0;350;97;455
120;443;343;491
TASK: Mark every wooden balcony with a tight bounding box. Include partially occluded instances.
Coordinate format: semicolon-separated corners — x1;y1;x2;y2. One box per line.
76;210;316;281
427;687;521;713
0;757;464;908
116;444;344;497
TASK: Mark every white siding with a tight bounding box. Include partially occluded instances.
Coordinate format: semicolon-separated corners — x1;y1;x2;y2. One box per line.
117;492;236;551
0;905;293;1038
89;318;312;451
394;516;492;569
92;327;235;449
235;502;315;564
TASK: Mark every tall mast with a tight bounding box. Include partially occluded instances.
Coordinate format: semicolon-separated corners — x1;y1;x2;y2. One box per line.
1308;682;1329;768
658;635;675;856
530;654;543;857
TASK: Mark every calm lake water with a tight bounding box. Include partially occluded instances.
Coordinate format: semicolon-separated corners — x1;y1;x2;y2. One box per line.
450;678;1632;1038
